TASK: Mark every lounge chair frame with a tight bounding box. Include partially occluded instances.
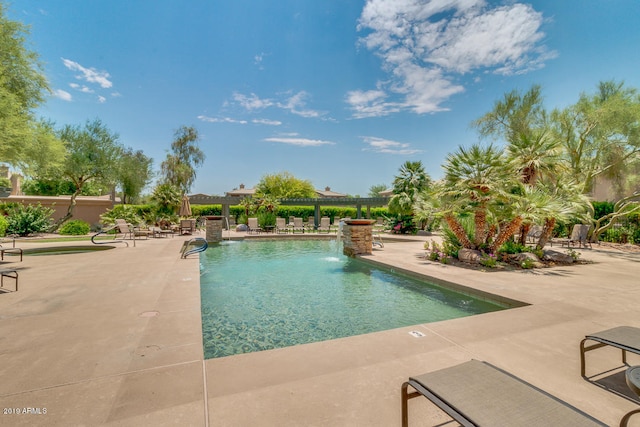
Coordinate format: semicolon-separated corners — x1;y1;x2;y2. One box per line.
580;326;640;378
0;269;18;292
402;359;605;427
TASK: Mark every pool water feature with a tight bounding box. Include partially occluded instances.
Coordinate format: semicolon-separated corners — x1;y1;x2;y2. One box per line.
200;240;507;359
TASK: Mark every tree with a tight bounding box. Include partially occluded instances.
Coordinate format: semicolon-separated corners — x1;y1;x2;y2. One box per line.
0;4;49;166
56;119;123;225
117;148;153;204
18;119;66;180
160;125;205;194
368;183;388;198
255;171;316;199
552;80;640;196
388;161;430;215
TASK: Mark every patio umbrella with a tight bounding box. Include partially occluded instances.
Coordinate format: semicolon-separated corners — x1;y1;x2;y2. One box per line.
179;194;192;217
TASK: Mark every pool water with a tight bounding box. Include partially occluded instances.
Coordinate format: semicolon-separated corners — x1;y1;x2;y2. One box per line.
200;240;505;359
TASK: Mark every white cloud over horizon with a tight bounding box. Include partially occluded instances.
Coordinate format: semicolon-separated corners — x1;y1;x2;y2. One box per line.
348;0;556;118
197;115;248;124
231;91;323;119
361;136;422;155
264;136;335;147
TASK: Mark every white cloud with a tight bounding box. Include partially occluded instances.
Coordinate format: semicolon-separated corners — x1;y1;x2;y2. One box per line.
53;89;72;102
264;137;335;147
254;52;269;69
61;58;113;88
277;91;322;118
232;91;323;118
197;115;248;124
349;0;556;117
252;118;282;126
362;136;422;154
232;92;274;110
98;95;106;103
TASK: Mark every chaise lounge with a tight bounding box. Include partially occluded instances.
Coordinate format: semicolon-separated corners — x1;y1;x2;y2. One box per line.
580;326;640;378
401;359;605;426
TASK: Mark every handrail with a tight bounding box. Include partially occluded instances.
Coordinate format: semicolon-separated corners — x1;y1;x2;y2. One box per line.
91;225;129;247
181;237;208;258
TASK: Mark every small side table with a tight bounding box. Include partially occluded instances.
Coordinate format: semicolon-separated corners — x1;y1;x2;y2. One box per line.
620;366;640;427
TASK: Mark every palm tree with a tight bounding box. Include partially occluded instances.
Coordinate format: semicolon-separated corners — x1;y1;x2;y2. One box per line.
389;160;430;215
441;144;515;249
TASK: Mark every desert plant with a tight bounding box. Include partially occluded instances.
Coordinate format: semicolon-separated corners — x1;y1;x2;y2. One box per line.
0;215;8;236
6;203;54;236
58;219;91;235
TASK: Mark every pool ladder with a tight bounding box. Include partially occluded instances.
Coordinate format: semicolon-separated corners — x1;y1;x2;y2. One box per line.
181;237;208;258
91;226;130;247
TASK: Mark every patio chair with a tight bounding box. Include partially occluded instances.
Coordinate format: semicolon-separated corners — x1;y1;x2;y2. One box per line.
402;359;606;427
580;326;640;378
554;224;592;248
247;217;262;234
0;268;18;292
318;216;331;233
292;217;305;233
114;219;150;240
275;217;288;234
527;225;543;244
0;238;23;262
179;219;195;235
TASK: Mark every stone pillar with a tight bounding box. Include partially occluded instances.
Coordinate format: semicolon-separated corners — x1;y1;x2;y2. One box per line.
205;216;224;243
342;219;376;257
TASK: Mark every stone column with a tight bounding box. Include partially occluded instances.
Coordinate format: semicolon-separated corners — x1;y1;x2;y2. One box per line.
342;219;376;257
205;216;224;243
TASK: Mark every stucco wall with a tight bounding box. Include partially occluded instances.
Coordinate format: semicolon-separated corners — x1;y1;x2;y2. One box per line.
2;195;115;226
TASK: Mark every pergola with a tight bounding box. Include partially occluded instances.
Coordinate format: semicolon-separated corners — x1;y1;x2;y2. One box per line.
188;195;389;228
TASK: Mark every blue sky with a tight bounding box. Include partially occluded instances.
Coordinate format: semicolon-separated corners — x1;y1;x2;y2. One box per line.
8;0;640;196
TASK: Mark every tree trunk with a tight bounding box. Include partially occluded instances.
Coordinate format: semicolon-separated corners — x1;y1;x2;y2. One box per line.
518;223;531;246
444;213;474;249
536;217;556;249
49;188;81;231
489;216;523;253
474;209;488;247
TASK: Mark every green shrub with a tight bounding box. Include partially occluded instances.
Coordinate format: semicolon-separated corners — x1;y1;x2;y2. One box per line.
101;205;143;226
58;219;91;235
6;203;54;236
0;215;8;236
498;240;527;255
0;177;11;187
257;211;277;228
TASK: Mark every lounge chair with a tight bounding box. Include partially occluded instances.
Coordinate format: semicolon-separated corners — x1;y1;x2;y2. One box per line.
580;326;640;378
179;219;195;235
318;216;331;233
247;218;262;234
114;219;150;240
275;217;288;234
554;224;592;248
291;217;305;233
0;268;18;292
401;359;606;426
0;240;23;262
527;225;543;244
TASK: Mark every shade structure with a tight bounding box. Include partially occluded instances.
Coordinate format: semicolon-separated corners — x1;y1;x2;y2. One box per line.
179;194;192;217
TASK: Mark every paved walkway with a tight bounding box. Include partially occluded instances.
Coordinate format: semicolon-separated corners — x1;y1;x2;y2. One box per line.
0;232;639;426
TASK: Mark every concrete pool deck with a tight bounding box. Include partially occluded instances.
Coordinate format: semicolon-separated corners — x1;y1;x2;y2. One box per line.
0;232;639;426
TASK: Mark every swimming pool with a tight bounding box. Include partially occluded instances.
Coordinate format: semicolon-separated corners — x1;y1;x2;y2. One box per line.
200;240;506;359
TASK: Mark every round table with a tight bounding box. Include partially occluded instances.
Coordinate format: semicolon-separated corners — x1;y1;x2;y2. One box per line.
620;366;640;427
